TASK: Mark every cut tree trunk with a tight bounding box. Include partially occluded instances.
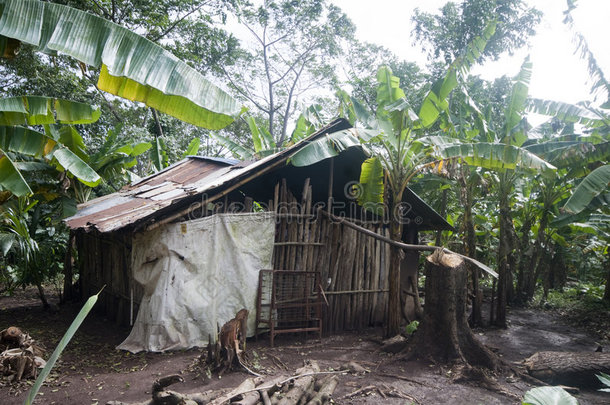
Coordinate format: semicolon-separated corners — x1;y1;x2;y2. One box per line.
412;251;499;370
524;351;610;388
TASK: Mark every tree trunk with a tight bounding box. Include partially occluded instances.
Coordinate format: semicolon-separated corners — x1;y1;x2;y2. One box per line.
604;250;610;302
461;181;482;327
524;351;610;388
434;188;448;246
412;251;498;369
495;185;510;328
36;283;49;309
523;213;549;302
515;216;533;306
386;195;404;338
386;232;402;337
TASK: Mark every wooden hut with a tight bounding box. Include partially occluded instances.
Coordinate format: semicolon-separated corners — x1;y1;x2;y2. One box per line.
65;118;451;351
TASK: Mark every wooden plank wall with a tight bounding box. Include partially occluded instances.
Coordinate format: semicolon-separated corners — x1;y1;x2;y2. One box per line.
76;230;138;325
271;179;390;333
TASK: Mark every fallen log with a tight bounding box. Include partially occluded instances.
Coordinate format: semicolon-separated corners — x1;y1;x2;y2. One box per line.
524;351;610;388
108;362;342;405
305;376;338;405
276;361;320;405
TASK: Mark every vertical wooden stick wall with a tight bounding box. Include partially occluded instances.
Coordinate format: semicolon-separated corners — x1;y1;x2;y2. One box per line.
271;179;390;333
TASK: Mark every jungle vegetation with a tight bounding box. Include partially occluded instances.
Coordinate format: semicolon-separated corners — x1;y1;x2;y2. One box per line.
0;0;608;331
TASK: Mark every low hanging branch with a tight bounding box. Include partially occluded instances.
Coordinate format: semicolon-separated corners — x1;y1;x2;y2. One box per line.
320;211;497;278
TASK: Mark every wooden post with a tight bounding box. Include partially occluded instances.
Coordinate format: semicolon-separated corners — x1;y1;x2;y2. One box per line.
62;230;75;302
327;157;334;214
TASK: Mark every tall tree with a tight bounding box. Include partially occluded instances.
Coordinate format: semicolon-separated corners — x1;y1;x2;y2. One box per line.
225;0;355;146
412;0;541;64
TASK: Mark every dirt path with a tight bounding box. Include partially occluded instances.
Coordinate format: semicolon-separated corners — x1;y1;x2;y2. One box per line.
0;293;608;404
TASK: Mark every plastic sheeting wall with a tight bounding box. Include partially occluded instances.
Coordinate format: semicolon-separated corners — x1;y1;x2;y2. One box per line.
118;213;275;352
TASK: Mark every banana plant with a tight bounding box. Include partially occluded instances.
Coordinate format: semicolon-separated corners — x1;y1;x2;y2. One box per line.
288;22;500;336
150;135;201;172
0;96;102;197
525;0;610;218
424;58;556;326
0;0;244;130
525;101;610;217
214;105;328;160
73;128;152;202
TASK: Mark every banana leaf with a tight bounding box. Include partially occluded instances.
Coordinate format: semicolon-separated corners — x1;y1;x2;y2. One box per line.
0;126;100;193
357;157;385;216
211;133;254;160
0;126;47;156
181;137;201;158
434;142;556;174
0;96;101;125
417;22;496;128
150;137;169;172
502;57;532;145
289;129;364;167
0;153;30;196
562;164;610;214
0;0;243;129
527;98;609;128
522;386;578;405
51;147;100;187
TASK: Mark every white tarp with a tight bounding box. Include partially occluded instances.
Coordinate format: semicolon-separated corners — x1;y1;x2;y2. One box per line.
117;212;275;353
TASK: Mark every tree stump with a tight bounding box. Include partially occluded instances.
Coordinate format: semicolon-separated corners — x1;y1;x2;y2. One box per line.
412;251;499;370
203;309;252;375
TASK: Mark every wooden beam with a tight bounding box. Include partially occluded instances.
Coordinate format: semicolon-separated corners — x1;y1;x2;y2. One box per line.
321;211;497;278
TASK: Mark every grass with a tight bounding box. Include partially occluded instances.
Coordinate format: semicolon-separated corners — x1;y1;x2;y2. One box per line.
536;283;610;342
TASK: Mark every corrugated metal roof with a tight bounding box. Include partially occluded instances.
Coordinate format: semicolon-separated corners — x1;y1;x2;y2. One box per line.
67;119;353;233
66;118;453;233
65;156;234;233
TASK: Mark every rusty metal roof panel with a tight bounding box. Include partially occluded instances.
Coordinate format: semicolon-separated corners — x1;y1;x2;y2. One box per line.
65;157;234;233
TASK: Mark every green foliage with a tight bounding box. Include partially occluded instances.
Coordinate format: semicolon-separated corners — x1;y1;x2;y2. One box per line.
562;165;610;214
357;157;385;216
0;0;243;129
0;197;67;296
405;320;419;335
151;137;170;172
25;290;101;405
0;96;105;196
227;0;355;144
522;386;578;405
542;284;607;307
412;0;542;64
181;137;201;158
597;372;610;392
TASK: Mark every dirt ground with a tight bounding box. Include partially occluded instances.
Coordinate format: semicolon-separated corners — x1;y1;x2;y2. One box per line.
0;289;608;405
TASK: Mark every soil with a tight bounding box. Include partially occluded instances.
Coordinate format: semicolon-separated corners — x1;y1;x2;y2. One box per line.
0;288;608;405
